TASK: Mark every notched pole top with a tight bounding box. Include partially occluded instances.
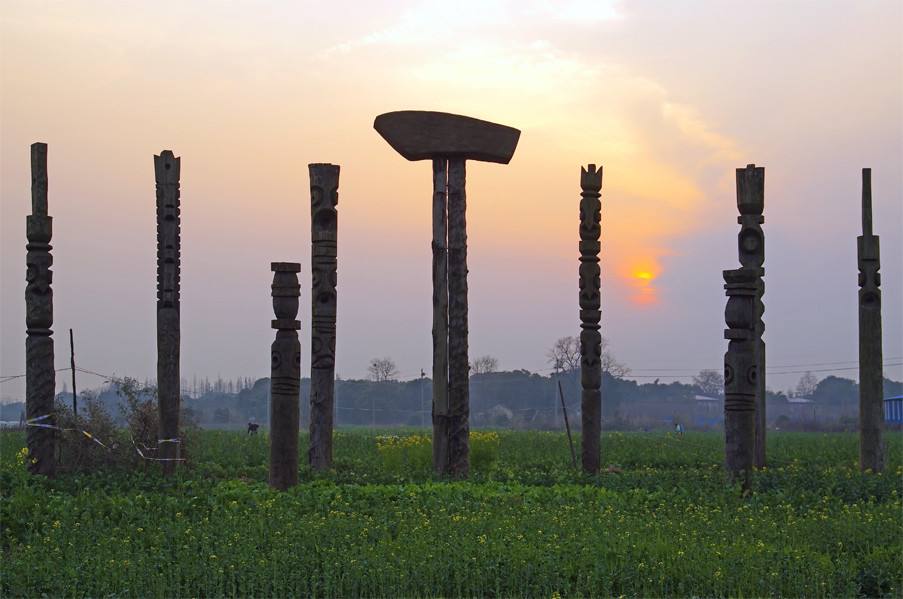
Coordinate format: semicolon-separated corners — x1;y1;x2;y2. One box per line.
30;142;48;216
154;150;181;182
861;168;873;238
736;163;764;216
374;110;520;164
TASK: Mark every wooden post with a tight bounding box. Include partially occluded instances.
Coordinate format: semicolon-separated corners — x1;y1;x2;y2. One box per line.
25;142;56;477
154;150;181;475
858;168;884;472
579;164;603;474
431;158;450;474
69;328;77;417
308;163;339;471
723;268;758;488
446;158;469;478
270;262;301;490
735;165;766;468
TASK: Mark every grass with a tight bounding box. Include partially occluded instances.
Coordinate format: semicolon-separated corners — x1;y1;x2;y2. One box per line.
2;430;901;597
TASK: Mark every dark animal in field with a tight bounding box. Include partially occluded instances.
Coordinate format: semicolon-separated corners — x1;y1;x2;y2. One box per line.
247;422;259;435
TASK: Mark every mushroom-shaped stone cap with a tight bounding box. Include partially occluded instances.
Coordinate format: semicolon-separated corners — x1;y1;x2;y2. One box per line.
374;110;520;164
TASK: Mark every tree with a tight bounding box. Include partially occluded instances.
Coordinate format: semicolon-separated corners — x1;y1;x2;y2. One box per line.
547;336;581;372
692;369;724;396
368;357;398;382
547;335;630;377
599;337;631;377
795;371;819;398
471;355;499;375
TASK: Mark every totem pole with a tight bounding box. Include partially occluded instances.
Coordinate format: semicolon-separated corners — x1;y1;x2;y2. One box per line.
154;150;181;474
308;164;339;471
579;164;603;474
735;164;766;468
270;262;302;489
374;110;520;477
858;168;884;472
25;142;56;476
723;268;758;487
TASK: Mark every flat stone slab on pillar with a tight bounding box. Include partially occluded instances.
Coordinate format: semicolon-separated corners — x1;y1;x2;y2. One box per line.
374;111;520;164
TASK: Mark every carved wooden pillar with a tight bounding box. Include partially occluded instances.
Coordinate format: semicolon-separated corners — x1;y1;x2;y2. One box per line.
736;164;766;468
579;164;603;474
723;268;758;487
25;142;56;477
308;164;339;471
858;168;884;472
431;158;450;473
373;110;520;479
154;150;181;474
447;158;470;478
270;262;301;489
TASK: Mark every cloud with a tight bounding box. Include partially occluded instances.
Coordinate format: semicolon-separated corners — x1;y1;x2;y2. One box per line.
320;0;622;58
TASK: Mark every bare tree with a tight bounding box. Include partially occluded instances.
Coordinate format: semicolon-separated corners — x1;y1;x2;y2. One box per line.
795;371;818;398
692;369;724;396
470;355;499;375
367;357;399;382
547;335;629;376
599;337;631;377
547;336;581;372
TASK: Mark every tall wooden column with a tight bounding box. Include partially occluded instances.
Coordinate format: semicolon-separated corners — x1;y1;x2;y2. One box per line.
579;164;603;474
858;168;884;472
723;268;758;488
154;150;181;474
25;142;56;477
735;165;766;468
446;158;469;478
431;158;450;473
270;262;301;489
308;164;339;471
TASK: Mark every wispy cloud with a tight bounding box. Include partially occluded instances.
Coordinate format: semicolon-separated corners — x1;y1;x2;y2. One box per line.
320;0;622;58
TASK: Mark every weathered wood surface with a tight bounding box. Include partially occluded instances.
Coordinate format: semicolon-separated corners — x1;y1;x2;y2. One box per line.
374;111;520;164
858;168;884;472
308;164;339;471
736;164;766;469
25;142;56;476
446;158;469;478
270;262;301;490
579;164;603;474
723;267;758;488
431;158;450;474
154;150;181;475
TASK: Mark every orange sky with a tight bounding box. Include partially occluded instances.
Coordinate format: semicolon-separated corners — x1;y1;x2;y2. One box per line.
1;1;901;397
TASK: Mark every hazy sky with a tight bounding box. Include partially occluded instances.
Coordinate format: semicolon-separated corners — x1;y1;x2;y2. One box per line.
2;0;901;402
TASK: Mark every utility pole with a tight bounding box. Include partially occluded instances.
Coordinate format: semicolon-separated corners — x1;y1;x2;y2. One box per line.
69;329;77;417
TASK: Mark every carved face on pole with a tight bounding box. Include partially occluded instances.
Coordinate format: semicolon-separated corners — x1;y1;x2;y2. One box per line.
310;173;339;372
578;261;601;309
579;200;601;240
580;329;602;386
723;269;758;411
271;334;301;396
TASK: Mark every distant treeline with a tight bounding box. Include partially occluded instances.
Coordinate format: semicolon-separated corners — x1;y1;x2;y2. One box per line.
2;371;900;431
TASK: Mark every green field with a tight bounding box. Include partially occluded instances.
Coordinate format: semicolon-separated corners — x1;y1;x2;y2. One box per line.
2;430;901;597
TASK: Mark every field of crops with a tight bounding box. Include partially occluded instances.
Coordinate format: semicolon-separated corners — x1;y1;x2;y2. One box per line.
2;429;901;597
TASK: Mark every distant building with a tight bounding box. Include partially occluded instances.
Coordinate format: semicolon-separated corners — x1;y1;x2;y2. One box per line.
787;396;816;421
885;396;903;424
693;395;723;428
